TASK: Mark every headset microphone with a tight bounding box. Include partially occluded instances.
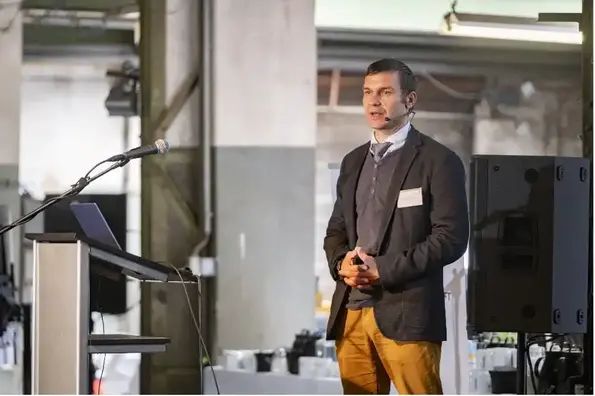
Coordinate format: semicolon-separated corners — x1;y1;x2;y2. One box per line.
384;108;412;122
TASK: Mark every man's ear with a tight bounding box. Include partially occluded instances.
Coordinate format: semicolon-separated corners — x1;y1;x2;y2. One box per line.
406;91;418;109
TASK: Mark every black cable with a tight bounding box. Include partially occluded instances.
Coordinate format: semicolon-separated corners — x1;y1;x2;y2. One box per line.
525;334;567;394
526;350;539;394
97;279;106;395
84;160;111;180
526;335;545;392
97;311;106;394
165;263;220;395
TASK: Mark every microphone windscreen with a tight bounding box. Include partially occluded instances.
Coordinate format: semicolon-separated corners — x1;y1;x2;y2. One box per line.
154;139;170;154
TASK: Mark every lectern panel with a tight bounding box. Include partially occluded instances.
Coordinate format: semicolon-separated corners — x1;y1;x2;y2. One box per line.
32;241;89;395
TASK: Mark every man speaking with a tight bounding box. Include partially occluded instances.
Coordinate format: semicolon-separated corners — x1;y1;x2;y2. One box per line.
324;59;469;394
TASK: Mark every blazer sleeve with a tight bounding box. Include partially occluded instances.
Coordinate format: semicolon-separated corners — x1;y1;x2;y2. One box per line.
324;158;350;281
376;151;469;288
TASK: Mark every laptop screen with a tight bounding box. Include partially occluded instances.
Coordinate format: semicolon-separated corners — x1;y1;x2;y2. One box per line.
69;202;122;249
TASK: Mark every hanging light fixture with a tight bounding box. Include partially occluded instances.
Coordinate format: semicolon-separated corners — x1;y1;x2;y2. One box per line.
441;1;582;45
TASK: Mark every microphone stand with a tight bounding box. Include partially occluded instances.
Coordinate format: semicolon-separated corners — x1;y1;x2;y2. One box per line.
0;158;130;237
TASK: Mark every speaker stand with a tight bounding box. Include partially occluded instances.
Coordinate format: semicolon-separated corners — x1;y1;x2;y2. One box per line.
516;332;527;394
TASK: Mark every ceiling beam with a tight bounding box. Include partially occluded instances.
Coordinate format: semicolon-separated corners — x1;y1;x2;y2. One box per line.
318;28;581;79
23;24;135;59
22;0;136;14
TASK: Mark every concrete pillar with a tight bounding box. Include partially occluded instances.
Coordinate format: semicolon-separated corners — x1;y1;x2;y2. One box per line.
139;0;202;393
0;5;21;394
213;0;317;350
0;7;21;166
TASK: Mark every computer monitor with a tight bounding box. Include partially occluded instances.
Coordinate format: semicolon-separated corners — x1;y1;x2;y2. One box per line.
69;202;122;249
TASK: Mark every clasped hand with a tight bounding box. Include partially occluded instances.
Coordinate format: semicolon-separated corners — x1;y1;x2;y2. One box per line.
338;247;379;289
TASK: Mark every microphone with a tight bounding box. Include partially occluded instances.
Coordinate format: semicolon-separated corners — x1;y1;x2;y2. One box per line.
384;108;412;122
107;139;170;162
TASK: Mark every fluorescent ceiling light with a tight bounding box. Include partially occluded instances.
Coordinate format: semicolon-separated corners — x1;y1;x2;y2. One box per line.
442;12;582;45
122;12;140;20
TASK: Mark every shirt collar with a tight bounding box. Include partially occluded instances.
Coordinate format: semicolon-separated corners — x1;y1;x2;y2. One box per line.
370;122;411;146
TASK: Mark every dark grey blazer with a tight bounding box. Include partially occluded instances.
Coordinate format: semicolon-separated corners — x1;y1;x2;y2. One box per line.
324;126;469;342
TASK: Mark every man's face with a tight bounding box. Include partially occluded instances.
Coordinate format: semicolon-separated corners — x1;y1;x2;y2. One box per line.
362;71;406;130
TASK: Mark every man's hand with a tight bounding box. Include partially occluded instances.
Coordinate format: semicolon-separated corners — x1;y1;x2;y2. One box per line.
338;248;380;289
351;247;379;289
338;251;370;288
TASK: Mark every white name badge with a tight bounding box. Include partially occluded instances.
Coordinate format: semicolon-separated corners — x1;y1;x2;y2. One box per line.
397;187;423;208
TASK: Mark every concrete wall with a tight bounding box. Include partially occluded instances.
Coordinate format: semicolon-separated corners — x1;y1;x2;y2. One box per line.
213;0;318;351
20;62;135;196
0;5;22;394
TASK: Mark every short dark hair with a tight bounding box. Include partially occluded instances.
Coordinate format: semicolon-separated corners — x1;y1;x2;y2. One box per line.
365;59;417;95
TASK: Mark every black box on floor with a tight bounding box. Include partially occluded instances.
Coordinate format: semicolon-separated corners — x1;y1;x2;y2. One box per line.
467;155;590;334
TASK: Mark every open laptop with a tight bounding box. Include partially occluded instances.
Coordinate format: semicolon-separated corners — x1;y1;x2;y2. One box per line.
69;202;122;249
69;202;193;282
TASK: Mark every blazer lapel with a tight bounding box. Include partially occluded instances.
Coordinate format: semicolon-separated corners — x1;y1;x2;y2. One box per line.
375;127;423;251
343;143;369;244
